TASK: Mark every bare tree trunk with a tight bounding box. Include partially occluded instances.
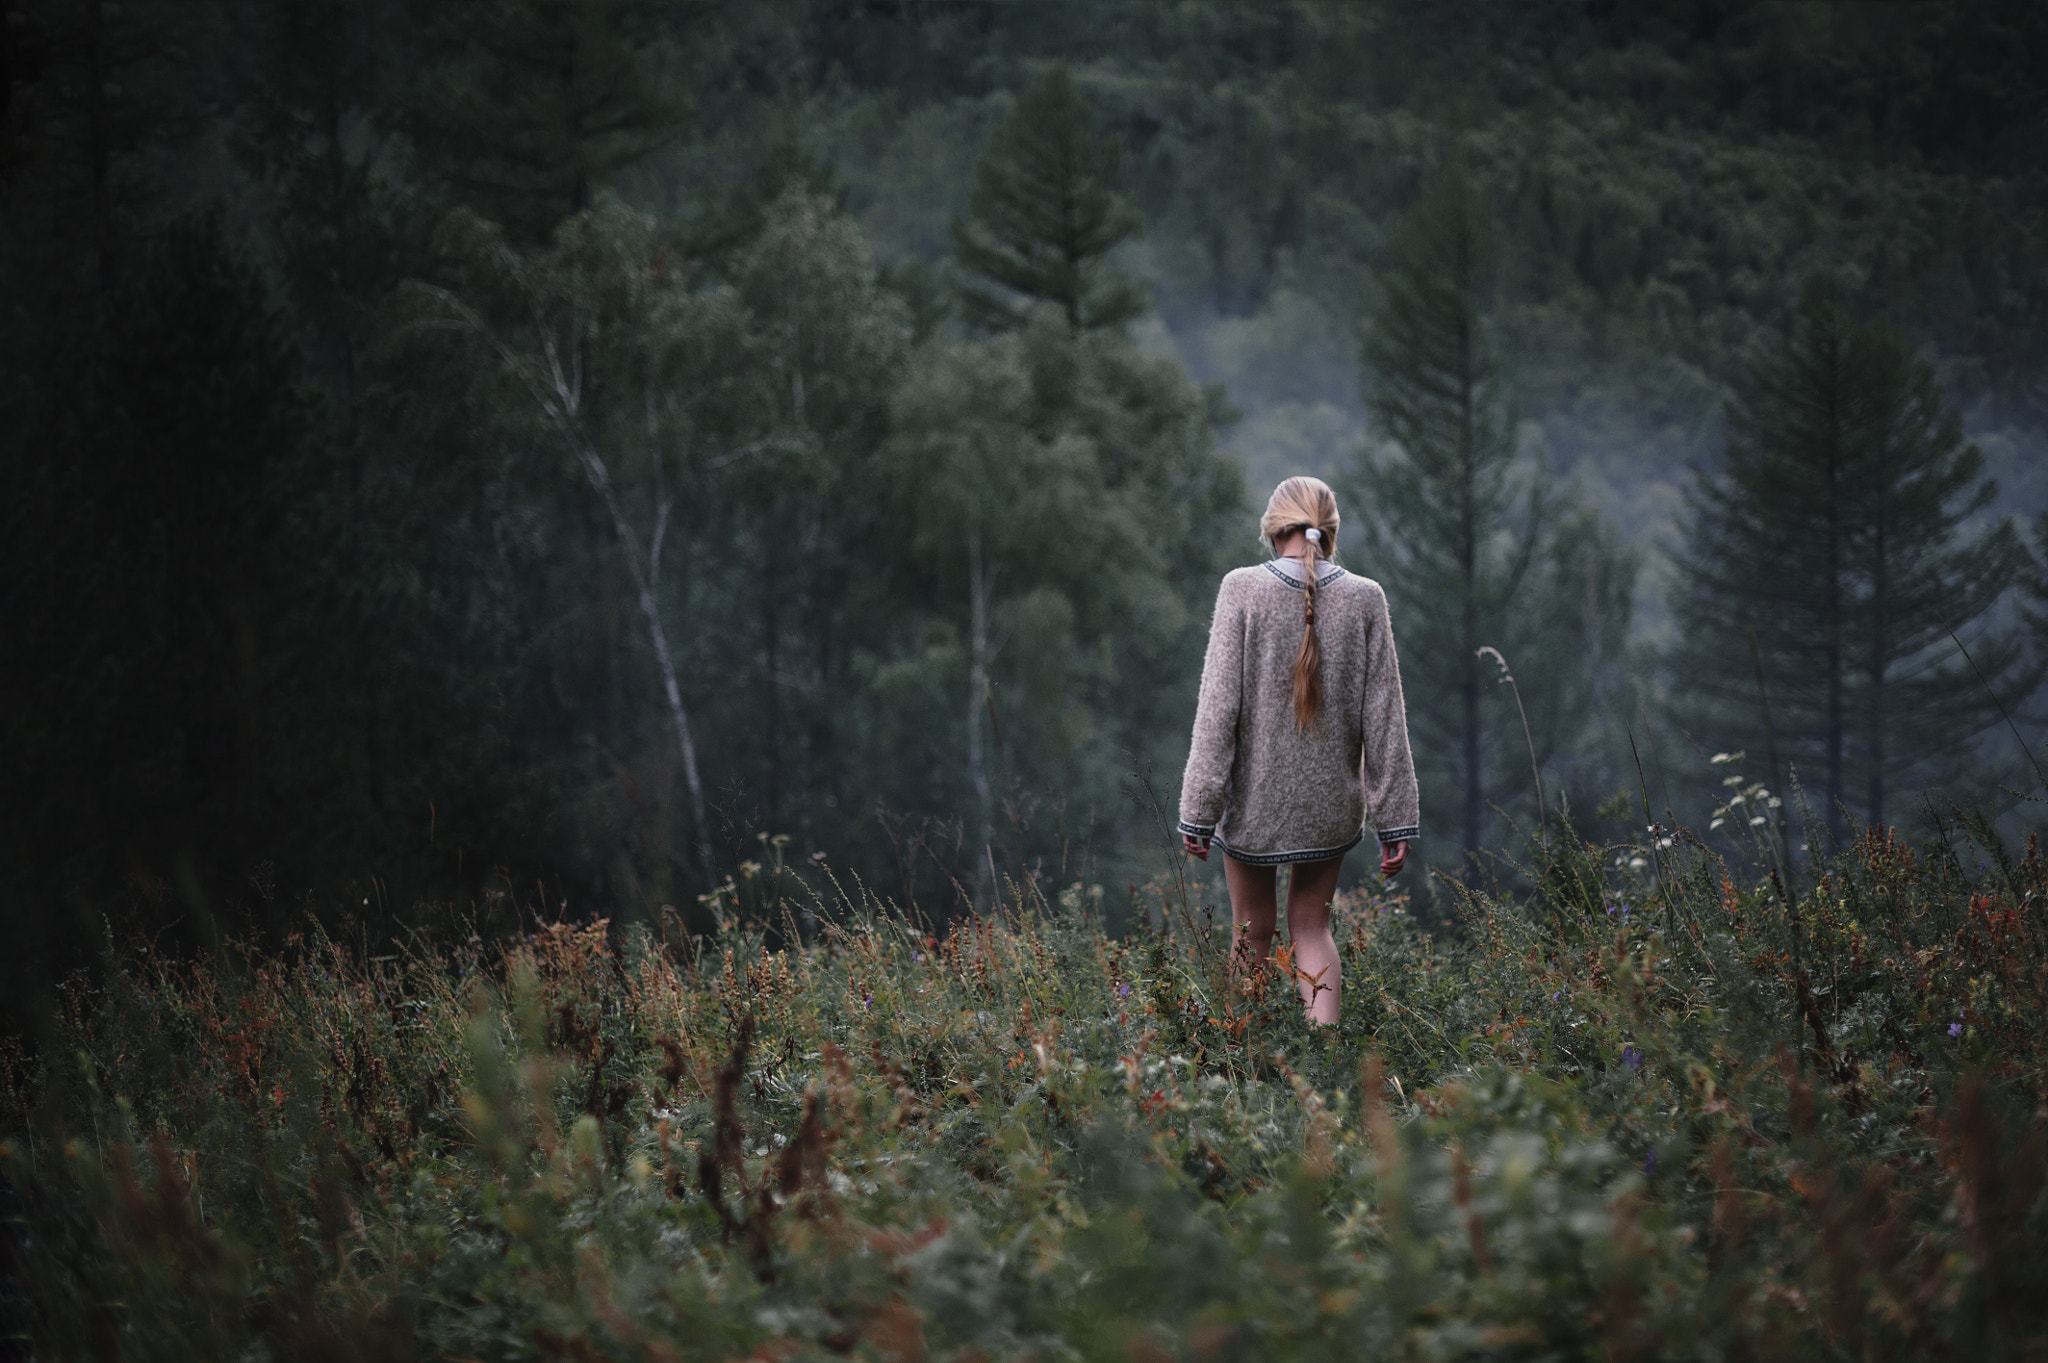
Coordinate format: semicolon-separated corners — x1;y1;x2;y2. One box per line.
1867;500;1888;829
1824;411;1846;844
572;436;714;877
967;518;994;909
415;284;716;878
1457;305;1482;866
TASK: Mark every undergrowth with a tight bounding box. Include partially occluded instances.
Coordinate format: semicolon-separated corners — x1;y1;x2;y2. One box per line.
3;813;2046;1361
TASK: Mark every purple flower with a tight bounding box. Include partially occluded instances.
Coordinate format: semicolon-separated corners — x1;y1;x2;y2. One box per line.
1552;991;1563;1002
1948;1021;1963;1038
1604;902;1618;916
1621;1045;1643;1071
1644;1149;1657;1176
1620;905;1632;919
864;994;872;1009
1118;982;1131;999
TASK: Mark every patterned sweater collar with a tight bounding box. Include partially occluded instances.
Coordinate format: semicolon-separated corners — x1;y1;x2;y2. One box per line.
1262;558;1347;590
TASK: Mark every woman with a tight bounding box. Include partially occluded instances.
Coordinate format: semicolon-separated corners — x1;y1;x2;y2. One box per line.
1178;476;1420;1025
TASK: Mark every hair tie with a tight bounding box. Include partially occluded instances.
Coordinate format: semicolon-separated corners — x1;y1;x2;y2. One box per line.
1305;527;1322;544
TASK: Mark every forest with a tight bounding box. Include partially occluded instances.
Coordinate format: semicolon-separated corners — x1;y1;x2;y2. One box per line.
4;0;2047;984
4;2;2048;1357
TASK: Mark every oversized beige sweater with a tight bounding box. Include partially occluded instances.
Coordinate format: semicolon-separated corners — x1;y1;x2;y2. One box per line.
1177;559;1420;863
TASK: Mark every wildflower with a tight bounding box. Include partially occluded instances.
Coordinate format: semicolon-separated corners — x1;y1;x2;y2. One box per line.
1620;905;1632;919
1118;982;1131;999
1605;902;1619;916
1621;1045;1643;1071
1948;1021;1963;1038
1644;1149;1657;1176
1552;991;1563;1002
864;994;873;1009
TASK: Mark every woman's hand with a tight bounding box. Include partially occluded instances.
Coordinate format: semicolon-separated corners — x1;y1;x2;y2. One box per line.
1183;832;1211;861
1380;839;1408;878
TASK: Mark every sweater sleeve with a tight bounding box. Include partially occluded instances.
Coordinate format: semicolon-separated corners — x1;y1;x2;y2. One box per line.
1178;576;1244;838
1360;586;1420;845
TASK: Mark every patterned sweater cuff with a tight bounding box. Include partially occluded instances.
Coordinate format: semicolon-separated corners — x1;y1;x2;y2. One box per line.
1376;826;1419;846
1176;820;1215;841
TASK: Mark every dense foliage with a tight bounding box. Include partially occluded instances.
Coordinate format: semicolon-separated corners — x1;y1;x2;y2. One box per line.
6;812;2047;1359
5;0;2046;1038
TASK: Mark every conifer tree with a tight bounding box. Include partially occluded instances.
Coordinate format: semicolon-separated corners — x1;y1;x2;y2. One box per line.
1671;281;2033;835
1349;169;1543;863
400;0;683;240
949;65;1147;332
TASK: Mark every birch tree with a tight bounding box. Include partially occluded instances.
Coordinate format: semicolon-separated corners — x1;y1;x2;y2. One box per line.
879;331;1072;903
875;312;1237;909
404;201;716;876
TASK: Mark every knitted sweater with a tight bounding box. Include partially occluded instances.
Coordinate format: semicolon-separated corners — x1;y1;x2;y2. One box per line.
1177;560;1421;863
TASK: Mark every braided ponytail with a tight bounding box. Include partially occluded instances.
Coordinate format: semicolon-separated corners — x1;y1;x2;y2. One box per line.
1258;477;1341;734
1293;526;1324;731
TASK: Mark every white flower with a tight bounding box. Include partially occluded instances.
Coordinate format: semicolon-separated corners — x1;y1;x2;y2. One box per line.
1749;816;1767;827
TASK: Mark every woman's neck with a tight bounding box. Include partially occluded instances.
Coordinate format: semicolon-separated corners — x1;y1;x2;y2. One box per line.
1272;529;1316;560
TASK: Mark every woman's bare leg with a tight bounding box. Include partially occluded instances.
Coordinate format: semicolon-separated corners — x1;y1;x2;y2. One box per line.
1285;855;1346;1025
1221;854;1278;975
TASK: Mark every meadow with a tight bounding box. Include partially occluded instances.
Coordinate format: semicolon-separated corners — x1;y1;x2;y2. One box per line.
5;804;2046;1362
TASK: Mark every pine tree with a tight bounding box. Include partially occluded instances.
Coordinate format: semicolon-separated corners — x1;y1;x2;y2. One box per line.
1670;280;2034;836
1350;169;1548;864
949;65;1147;333
399;0;684;240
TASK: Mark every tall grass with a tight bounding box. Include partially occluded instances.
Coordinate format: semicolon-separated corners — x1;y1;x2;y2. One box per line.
4;812;2046;1360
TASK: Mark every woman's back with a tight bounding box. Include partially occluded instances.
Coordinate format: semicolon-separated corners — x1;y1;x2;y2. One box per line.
1178;559;1419;864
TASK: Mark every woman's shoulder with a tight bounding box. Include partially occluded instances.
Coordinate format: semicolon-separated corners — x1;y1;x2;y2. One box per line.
1328;567;1384;594
1326;569;1389;609
1216;565;1272;598
1215;563;1386;603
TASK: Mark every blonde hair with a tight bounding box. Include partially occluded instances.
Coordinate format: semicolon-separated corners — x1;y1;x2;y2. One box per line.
1260;476;1340;732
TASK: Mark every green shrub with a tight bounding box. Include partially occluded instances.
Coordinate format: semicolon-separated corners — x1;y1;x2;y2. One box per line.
5;820;2046;1360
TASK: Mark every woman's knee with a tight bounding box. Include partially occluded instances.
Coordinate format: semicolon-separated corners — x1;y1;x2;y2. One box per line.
1287;900;1333;939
